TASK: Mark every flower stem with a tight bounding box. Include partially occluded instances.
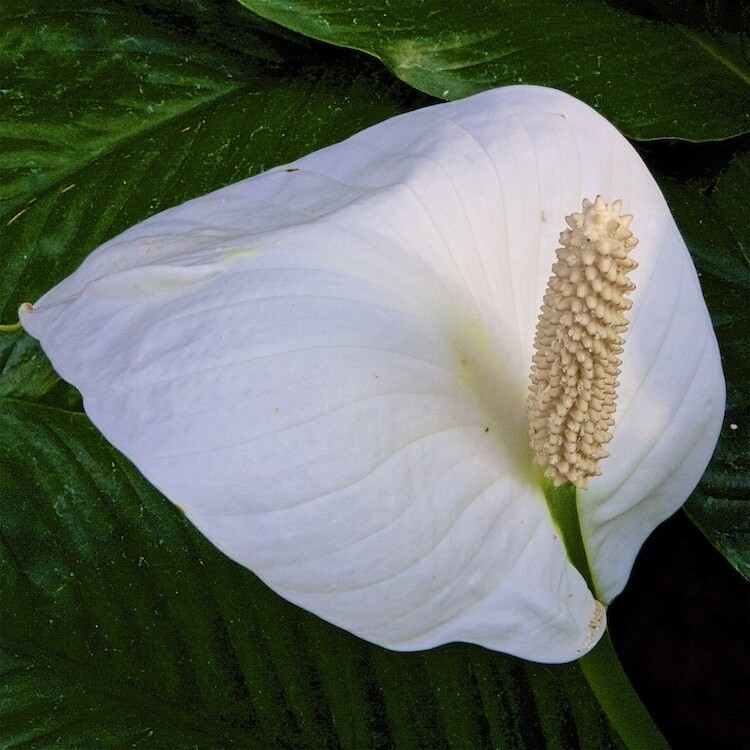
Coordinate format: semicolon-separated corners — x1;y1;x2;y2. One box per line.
579;632;670;750
542;478;595;594
543;479;670;750
0;320;22;332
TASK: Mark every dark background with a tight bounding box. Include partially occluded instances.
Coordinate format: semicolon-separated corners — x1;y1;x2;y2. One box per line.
610;510;750;750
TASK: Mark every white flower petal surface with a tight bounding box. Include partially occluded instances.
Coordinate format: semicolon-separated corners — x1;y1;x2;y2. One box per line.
21;86;723;663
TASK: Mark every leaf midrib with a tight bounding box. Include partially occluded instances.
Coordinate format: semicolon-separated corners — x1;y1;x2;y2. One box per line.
677;25;750;88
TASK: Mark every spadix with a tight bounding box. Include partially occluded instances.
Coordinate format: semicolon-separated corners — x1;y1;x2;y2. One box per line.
20;86;724;664
529;196;639;490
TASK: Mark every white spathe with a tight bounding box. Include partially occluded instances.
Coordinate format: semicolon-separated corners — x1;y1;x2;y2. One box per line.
20;86;724;664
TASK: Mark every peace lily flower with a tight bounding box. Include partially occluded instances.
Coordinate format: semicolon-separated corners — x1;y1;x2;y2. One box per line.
19;86;724;664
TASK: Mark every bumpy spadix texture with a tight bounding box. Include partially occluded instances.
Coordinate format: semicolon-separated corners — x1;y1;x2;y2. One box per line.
20;87;725;664
529;197;638;490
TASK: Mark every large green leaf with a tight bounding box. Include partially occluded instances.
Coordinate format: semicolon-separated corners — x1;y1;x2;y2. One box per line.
236;0;750;141
0;0;660;747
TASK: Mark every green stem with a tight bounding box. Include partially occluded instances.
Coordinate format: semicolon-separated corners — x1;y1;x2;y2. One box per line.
0;320;22;332
580;632;670;750
543;479;670;750
542;478;595;594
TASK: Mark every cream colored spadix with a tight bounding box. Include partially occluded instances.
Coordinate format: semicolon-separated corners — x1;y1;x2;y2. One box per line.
20;86;724;664
529;196;638;490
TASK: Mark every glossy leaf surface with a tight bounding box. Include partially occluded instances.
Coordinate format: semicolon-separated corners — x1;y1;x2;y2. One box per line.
236;0;750;141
